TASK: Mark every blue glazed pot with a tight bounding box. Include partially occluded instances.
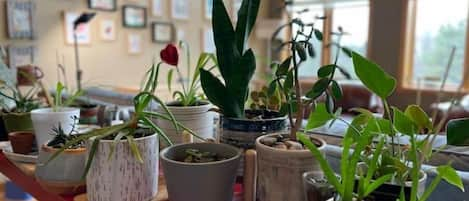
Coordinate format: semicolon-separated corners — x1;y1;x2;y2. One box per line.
220;110;287;149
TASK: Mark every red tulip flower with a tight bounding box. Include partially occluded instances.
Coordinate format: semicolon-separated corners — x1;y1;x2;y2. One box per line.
160;44;179;66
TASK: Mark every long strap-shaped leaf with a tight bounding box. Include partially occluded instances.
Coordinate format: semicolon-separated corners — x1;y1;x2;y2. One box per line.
141;116;172;146
235;0;260;54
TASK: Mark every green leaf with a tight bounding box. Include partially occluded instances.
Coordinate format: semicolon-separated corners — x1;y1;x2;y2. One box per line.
295;44;307;61
234;0;260;54
405;105;433;132
365;174;393;196
437;165;464;192
276;56;291;76
127;135;144;163
298;133;341;193
305;103;334;130
393;107;417;135
314;29;323;41
167;69;174;91
306;78;329;99
317;64;335;78
200;69;241;118
283;70;294;93
342;47;353;58
325;94;334;114
267;81;277;97
331;80;343;100
81;138;100;180
108;131;128;161
143;112;206;142
352;51;396;99
447;118;469;146
141;116;173;146
55;82;65;110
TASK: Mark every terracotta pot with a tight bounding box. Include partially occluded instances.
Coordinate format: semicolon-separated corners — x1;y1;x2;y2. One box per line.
2;112;33;133
8;131;35;154
256;133;326;201
161;143;242;201
17;65;43;86
35;144;87;195
87;133;159;201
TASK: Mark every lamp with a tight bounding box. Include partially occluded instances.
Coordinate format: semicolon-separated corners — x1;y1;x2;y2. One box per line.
73;12;95;91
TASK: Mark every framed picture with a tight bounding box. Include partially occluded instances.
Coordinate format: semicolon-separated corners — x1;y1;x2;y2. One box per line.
171;0;189;20
6;0;36;39
204;0;213;20
151;0;163;16
99;19;116;41
123;5;147;28
63;11;92;45
202;28;215;53
232;0;242;22
7;45;35;76
127;33;143;54
151;22;175;43
88;0;117;11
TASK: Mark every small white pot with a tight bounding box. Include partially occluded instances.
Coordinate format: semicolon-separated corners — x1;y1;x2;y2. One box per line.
256;133;327;201
86;133;159;201
156;101;214;144
30;107;80;147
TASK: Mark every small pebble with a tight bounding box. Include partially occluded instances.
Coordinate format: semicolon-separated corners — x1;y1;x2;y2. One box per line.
285;140;303;150
260;137;277;146
273;142;287;150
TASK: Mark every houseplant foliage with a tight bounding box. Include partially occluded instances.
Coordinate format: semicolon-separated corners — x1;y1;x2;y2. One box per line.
159;42;217;143
300;51;465;201
200;0;260;118
47;63;202;201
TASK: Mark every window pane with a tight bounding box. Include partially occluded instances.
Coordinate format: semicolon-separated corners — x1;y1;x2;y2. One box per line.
330;1;369;79
292;5;324;77
413;0;468;87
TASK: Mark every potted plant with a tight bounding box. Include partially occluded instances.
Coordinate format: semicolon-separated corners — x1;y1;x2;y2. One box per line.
160;142;242;201
157;42;217;144
30;82;82;148
35;117;86;195
47;63;200;201
300;51;465;201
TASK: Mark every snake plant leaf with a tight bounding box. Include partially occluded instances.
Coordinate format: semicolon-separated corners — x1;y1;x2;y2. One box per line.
393;107;417;136
212;0;237;80
305;103;334;131
234;0;260;54
231;49;256;111
404;104;433;132
447;118;469;146
352;51;396;99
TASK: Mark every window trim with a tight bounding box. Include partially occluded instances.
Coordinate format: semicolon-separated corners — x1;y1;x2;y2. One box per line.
401;0;469;92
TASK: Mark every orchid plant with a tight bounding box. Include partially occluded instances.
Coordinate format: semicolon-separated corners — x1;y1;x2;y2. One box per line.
163;42;217;107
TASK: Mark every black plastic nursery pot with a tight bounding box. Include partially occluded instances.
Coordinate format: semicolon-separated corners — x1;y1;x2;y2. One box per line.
220;110;287;149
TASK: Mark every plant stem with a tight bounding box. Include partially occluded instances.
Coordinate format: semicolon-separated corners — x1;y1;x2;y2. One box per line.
291;43;303;140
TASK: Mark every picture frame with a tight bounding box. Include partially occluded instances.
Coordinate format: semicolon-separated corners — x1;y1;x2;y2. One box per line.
171;0;190;20
99;19;116;41
123;5;147;28
88;0;117;11
6;0;36;39
151;22;175;44
127;33;143;55
202;28;215;53
204;0;213;20
151;0;163;16
7;46;35;75
63;11;92;45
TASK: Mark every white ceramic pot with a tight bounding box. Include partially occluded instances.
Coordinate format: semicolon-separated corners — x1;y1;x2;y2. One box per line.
156;101;214;144
31;107;80;148
35;144;86;195
86;133;159;201
256;133;327;201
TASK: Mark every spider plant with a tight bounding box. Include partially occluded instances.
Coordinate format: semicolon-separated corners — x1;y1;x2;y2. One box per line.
47;63;204;179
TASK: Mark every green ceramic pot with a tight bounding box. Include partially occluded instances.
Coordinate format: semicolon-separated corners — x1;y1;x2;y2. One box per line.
2;112;33;133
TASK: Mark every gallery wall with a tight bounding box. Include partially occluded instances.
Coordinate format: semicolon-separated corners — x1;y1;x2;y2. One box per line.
0;0;270;100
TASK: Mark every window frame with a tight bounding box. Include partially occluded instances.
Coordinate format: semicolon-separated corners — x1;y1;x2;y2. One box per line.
401;0;469;92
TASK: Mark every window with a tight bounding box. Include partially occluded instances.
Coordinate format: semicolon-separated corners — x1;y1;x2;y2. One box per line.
404;0;469;90
292;0;370;79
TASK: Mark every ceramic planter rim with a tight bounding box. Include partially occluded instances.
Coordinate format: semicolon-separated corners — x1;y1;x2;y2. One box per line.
356;162;427;186
90;132;157;143
41;143;86;154
160;142;242;166
1;112;31;116
31;107;80;114
165;100;211;108
256;133;327;153
8;131;34;137
222;114;288;122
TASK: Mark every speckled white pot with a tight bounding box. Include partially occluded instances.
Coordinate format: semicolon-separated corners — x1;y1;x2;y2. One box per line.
86;133;159;201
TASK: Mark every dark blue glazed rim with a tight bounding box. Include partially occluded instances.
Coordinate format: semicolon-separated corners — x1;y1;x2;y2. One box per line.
221;110;288;132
